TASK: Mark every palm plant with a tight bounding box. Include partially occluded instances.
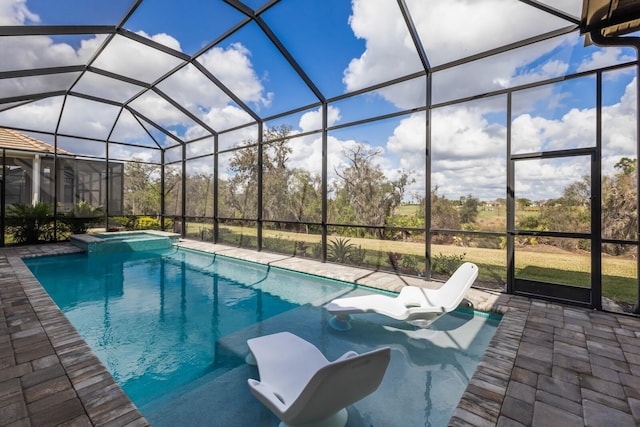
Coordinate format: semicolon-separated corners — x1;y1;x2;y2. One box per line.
6;202;53;244
61;201;105;234
327;238;357;263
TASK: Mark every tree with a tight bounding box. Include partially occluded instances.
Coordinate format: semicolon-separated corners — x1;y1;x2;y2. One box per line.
163;165;182;217
602;158;638;254
221;124;322;225
459;194;480;224
262;125;293;222
124;159;161;215
287;169;322;228
537;176;590;238
332;144;412;232
414;188;461;244
615;157;637;175
224;142;259;219
185;172;213;217
516;198;532;210
418;187;460;228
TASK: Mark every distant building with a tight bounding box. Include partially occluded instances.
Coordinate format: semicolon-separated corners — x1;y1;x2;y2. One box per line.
0;128;123;214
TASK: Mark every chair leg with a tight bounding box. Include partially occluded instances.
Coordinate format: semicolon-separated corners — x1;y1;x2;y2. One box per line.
328;314;352;331
245;352;257;365
406;312;443;328
279;408;348;427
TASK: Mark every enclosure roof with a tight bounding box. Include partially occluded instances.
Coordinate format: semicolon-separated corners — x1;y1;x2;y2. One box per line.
0;0;638;153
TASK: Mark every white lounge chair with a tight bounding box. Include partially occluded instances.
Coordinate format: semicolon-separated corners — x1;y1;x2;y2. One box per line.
246;332;390;427
326;262;478;330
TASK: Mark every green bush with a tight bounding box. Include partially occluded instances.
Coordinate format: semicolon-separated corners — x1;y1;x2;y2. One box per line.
109;216;135;230
263;235;296;254
60;202;104;234
400;255;422;275
6;202;53;244
432;252;466;276
108;216;169;231
162;218;174;232
137;216;162;230
327;238;356;263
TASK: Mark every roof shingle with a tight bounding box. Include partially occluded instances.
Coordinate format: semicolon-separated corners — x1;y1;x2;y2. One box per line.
0;128;72;155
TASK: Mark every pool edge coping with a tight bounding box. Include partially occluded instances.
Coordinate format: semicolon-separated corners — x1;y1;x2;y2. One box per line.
7;245;150;427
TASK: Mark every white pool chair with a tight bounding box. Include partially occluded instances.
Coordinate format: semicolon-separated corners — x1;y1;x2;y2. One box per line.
246;332;390;427
326;262;478;330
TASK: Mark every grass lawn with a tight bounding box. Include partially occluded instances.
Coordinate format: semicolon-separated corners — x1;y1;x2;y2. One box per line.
191;222;638;306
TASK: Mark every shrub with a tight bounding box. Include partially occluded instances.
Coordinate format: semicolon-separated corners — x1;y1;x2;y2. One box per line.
432;252;466;276
137;216;162;230
263;235;295;254
60;202;104;234
327;238;356;263
6;202;53;244
109;216;136;230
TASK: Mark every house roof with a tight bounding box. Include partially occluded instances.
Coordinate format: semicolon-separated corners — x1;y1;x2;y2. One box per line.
0;128;72;156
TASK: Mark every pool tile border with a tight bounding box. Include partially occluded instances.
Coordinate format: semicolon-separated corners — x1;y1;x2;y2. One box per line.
1;240;639;426
0;244;149;427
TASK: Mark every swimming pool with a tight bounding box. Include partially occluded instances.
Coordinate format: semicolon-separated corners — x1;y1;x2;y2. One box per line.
25;247;500;426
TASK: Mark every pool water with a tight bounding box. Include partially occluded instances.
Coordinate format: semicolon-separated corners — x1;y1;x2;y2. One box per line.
25;248;501;426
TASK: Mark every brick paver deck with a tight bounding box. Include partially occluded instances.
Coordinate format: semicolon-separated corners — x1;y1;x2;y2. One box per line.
1;240;639;426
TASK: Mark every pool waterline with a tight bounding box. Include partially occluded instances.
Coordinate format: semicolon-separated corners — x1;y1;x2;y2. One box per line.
24;246;501;426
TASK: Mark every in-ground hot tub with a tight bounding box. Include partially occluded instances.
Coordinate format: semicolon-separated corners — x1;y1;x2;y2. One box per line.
70;230;180;253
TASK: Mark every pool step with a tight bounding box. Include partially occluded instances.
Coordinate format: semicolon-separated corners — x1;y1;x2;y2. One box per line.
94;235;171;253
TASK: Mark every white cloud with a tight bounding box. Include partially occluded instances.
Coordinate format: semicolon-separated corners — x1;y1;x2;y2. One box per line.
337;0;636;201
515;157;591;201
0;33;102;71
298;105;341;132
428;106;506;200
157;64;234;115
511;107;597;154
203;106;255;140
405;0;570;66
0;96;63;132
109;144;160;163
510;78;637;200
432;36;573;105
198;43;273;110
58;96;122;140
0;0;39;25
129;91;189;129
288;136;324;175
344;0;575;108
91;35;182;83
602;77;638;174
383;74;637;202
343;0;423;94
138;31;182;52
577;47;636;73
387;113;425;170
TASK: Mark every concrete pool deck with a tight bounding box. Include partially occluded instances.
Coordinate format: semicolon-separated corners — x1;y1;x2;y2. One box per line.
0;240;639;426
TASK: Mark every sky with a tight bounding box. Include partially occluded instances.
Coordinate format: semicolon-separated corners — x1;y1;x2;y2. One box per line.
0;0;638;202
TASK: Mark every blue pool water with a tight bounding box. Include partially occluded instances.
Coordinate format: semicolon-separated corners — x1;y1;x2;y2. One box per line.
25;248;501;426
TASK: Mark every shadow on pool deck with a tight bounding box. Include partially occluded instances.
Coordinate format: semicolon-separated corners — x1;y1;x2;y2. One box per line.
0;240;639;426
